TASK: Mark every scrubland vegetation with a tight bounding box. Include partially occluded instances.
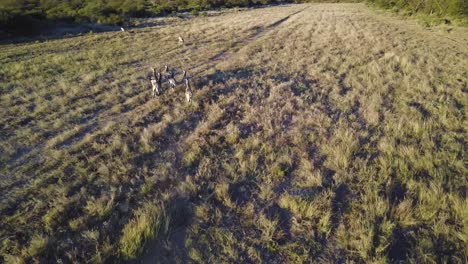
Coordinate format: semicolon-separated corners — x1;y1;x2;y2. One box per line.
367;0;468;26
1;0;466;36
1;3;467;263
0;0;288;35
368;0;467;17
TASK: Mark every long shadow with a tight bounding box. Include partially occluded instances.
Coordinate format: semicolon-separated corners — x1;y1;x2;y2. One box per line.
199;67;321;107
408;101;431;120
131;109;204;170
387;225;417;262
330;184;350;232
127;196;194;264
388;223;463;262
203;7;307;65
266;7;307;29
199;67;255;86
370;216;383;258
288;186;324;200
338;73;351;96
272;163;294;195
266;203;293;243
229;180;258;206
197;67;256;104
26;75;206;264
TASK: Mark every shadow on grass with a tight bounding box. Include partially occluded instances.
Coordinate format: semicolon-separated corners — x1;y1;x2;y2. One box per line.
266;203;293;242
128;196;194;264
229;180;258;206
331;184;350;232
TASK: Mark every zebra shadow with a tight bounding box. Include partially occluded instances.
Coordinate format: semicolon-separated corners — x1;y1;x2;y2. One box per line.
200;67;256;86
198;67;319;98
196;67;257;103
128;196;194;264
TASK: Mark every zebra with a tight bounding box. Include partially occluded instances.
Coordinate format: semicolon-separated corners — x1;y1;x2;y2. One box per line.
185;78;193;103
168;71;177;91
163;65;171;80
150;69;162;97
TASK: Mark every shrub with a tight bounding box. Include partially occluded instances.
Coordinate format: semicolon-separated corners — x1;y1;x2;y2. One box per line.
367;0;468;17
190;8;200;16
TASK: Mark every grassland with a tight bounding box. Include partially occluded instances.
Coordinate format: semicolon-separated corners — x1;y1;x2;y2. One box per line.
1;3;467;263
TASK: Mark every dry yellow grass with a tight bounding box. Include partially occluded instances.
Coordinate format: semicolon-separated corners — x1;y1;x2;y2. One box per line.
1;3;467;263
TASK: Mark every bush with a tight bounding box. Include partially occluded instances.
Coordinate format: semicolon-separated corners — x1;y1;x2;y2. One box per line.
367;0;468;17
190;8;200;16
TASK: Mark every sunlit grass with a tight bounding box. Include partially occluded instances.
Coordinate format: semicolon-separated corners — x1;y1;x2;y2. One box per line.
1;3;467;263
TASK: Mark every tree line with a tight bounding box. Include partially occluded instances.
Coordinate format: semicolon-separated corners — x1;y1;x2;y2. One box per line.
367;0;467;17
0;0;287;35
0;0;467;36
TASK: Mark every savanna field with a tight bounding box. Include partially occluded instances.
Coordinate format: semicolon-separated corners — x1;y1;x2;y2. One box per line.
1;3;467;263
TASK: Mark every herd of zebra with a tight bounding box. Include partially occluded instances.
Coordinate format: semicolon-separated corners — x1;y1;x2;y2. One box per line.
149;64;193;103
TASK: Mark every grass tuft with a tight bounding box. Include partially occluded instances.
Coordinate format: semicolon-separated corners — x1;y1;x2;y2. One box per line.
119;202;167;259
